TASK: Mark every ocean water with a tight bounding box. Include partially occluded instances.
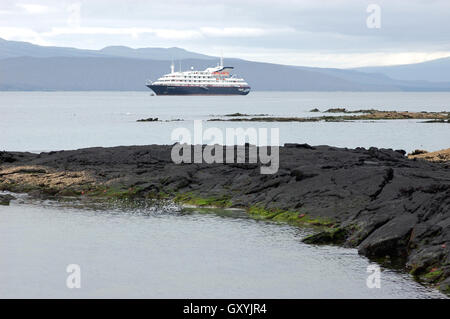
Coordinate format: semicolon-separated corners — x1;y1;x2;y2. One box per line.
0;195;446;299
0;91;449;153
1;91;449;298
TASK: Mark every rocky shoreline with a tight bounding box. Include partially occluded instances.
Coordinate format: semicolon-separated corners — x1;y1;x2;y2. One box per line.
1;144;449;294
209;109;450;122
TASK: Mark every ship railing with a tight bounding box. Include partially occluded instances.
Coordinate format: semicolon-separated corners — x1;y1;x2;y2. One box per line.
145;79;153;85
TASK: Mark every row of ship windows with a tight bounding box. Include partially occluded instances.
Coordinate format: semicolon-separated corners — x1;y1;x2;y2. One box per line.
164;75;235;79
166;76;213;78
159;79;242;82
163;77;221;80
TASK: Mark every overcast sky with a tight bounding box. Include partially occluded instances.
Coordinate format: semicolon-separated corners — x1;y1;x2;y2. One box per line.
0;0;449;68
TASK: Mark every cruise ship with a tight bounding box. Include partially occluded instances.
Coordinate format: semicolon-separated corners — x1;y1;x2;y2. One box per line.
146;58;250;95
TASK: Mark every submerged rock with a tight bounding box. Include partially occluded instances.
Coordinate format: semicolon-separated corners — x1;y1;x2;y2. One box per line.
137;117;159;122
0;194;16;206
303;227;350;245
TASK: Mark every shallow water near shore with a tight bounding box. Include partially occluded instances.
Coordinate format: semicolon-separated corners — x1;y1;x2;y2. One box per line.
1;91;449;153
0;195;446;298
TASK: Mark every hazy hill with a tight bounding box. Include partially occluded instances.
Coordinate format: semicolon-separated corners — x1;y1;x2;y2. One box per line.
99;46;215;60
0;37;101;59
354;56;450;82
0;37;212;60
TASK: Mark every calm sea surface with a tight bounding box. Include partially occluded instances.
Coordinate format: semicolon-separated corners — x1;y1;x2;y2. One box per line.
0;91;449;298
0;195;446;298
0;91;449;152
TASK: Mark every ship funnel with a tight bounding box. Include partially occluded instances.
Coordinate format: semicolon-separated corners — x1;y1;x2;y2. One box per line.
170;62;174;74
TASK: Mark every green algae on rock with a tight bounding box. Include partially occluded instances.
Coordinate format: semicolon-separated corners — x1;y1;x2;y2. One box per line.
247;206;335;228
174;192;232;208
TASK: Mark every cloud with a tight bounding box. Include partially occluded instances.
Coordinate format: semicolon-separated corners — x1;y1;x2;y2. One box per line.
0;27;49;45
40;27;202;40
1;0;449;68
43;26;287;40
152;29;202;40
67;3;81;27
1;26;282;41
17;3;50;14
199;27;288;37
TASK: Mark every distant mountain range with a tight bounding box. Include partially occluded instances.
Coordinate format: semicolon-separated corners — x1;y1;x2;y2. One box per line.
0;37;449;91
98;46;215;60
0;37;214;60
354;56;450;83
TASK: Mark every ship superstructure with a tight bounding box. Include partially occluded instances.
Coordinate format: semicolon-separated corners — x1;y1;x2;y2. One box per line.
146;58;250;95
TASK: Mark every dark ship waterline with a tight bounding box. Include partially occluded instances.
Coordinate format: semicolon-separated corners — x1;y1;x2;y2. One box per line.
146;59;251;95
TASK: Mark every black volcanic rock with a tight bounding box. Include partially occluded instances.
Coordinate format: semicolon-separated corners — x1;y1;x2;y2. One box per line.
0;194;15;205
0;144;449;292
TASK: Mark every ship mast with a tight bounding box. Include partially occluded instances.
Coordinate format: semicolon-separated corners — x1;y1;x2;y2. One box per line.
170;61;174;74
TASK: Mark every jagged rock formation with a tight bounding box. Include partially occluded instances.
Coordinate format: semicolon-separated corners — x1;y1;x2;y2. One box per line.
1;144;449;293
